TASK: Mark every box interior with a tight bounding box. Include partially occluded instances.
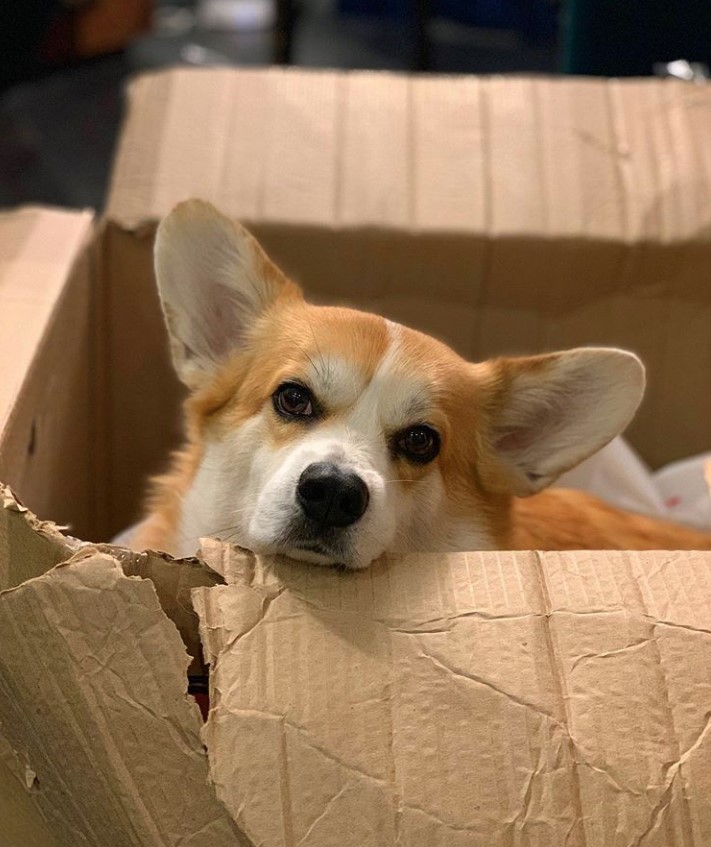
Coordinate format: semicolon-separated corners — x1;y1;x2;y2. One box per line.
9;216;711;547
82;224;711;543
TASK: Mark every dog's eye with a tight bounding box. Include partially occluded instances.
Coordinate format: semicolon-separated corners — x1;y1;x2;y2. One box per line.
273;383;315;419
397;425;440;464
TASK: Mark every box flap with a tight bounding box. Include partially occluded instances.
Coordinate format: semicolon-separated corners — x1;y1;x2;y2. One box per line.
0;484;77;593
0;206;93;439
107;69;711;244
194;541;711;847
0;550;248;847
92;542;226;674
0;483;223;667
0;206;97;539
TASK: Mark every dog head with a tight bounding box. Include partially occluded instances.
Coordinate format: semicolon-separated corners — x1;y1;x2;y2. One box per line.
155;200;645;568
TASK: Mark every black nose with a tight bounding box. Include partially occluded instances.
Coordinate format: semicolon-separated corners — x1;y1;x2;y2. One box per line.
297;462;370;528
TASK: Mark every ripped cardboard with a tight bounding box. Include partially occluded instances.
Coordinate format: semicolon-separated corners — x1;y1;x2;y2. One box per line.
0;486;249;846
192;539;711;847
2;490;711;846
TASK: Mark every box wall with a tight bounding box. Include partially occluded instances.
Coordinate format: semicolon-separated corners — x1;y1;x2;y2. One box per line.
0;209;96;540
0;492;247;847
193;543;711;847
97;224;185;539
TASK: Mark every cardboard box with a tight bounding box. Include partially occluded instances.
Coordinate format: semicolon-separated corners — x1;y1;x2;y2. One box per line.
2;68;711;845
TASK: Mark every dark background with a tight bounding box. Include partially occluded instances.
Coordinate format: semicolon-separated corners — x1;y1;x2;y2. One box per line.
1;0;710;212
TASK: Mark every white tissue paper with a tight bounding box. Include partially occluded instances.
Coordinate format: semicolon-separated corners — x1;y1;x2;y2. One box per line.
556;437;711;531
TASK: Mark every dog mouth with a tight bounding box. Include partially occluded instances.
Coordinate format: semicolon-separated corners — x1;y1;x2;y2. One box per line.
278;524;353;569
294;540;334;556
287;540;347;569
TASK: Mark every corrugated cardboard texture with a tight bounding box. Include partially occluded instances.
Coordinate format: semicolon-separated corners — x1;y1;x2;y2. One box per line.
0;553;247;847
0;488;248;846
106;69;711;480
194;542;711;847
0;490;67;845
0;482;222;668
0;490;248;847
0;207;96;539
0;487;75;592
94;542;226;674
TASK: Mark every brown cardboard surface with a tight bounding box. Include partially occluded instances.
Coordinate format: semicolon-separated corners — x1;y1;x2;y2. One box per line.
0;502;710;847
0;486;75;592
0;488;248;847
0;734;58;847
0;206;96;540
194;542;711;847
109;70;711;241
0;555;247;846
93;542;226;674
0;490;68;844
105;68;711;478
0;481;222;668
95;223;185;538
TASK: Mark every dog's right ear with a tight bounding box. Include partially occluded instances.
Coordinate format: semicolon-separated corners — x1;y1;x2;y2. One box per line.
479;347;645;496
155;199;300;388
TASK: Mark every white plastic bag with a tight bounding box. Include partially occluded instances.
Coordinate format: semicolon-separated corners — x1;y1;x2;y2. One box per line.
654;453;711;530
555;437;711;531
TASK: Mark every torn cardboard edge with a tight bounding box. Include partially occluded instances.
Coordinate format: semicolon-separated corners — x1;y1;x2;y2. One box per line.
193;542;711;847
3;484;711;845
0;484;251;847
0;483;224;671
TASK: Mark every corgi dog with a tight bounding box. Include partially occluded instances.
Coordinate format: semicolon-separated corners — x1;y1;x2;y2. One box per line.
133;200;711;568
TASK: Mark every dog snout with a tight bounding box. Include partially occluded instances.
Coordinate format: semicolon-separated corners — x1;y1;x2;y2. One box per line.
297;462;370;528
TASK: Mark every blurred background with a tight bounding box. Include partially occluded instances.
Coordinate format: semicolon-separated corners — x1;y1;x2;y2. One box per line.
1;0;710;212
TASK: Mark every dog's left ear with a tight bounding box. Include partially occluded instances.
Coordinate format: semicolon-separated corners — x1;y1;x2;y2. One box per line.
481;347;645;496
155;199;300;387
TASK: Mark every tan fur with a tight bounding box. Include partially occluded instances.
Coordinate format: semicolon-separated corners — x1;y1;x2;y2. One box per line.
137;203;711;557
393;326;511;544
138;302;711;555
511;489;711;550
132;437;203;553
134;300;391;554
